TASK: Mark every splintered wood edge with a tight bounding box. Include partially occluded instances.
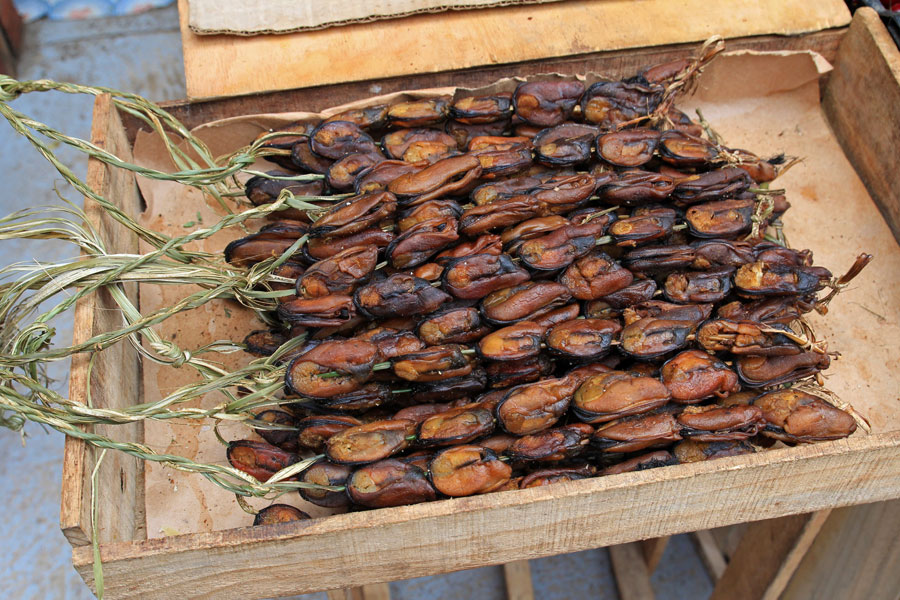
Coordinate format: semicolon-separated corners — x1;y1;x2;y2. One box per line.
70;433;900;598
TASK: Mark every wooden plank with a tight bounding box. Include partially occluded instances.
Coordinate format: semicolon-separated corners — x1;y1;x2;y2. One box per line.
502;560;534;600
177;0;850;99
609;543;655;600
708;525;747;562
59;96;146;548
348;583;392;600
781;500;900;600
824;7;900;242
326;591;347;600
69;434;900;599
691;531;727;581
710;511;830;600
640;537;670;573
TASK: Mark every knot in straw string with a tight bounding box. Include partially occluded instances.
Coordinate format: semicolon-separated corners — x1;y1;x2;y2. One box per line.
150;340;192;367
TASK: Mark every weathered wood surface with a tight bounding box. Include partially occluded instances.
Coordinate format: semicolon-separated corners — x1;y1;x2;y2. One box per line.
609;543;655;600
691;530;727;581
177;0;850;99
502;560;534;600
824;7;900;243
59;95;145;548
640;536;670;573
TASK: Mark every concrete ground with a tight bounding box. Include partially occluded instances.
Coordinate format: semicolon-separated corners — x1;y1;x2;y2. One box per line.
0;7;714;598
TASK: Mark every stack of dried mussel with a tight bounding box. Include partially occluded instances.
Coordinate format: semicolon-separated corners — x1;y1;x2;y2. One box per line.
222;56;870;525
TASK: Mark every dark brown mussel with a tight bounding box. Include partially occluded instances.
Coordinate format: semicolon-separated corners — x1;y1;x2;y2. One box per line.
224;236;301;268
468;135;534;179
754;389;856;443
596;129;660;167
314;383;392;413
382;128;458;163
393;403;453;424
429;445;512;496
418;306;488;345
245;172;326;221
392;344;473;382
530;173;597;210
436;233;504;263
296;245;378;298
478;321;545;362
660;350;739;403
256;121;313;170
531;303;581;328
620;317;695;360
559;251;633;300
355;160;422;194
592;411;682;453
545;318;621;360
472;173;548;206
387;97;450;128
517;221;607;271
459;196;542;236
580;80;662;129
736;351;830;387
664;267;735;304
355;273;451;318
733;261;831;296
441;253;530;300
388;154;482;206
481;281;572;325
623;244;695;273
672;167;752;204
508;423;594;462
486;354;554;388
296;416;363;451
717;297;803;325
667;107;705;137
600;450;677;476
291;136;334;173
501;215;571;253
609;207;677;248
227;440;297;482
727;148;778;183
347;459;436;508
677;404;764;441
325;419;417;465
446;119;509;150
685;198;755;238
327;153;383;191
696;320;801;356
277;295;357;328
305;228;394;260
520;466;595;488
310;120;380;160
397;199;462;232
573;371;670;423
450;93;513;124
325;104;389;129
624;300;713;325
595;169;675;206
533;123;599;167
285;339;379;398
411;368;488;403
253;410;300;452
299;459;352;508
690;239;757;270
244;329;290;357
513;80;585;127
309;191;397;238
640;58;691;84
417;403;495;446
657;130;720;167
253;504;310;526
673;439;755;463
495;375;580;435
601;278;659;309
387;216;460;269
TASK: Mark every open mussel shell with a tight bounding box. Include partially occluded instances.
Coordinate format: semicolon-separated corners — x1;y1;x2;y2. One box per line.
347;459;437;508
299;459;353;508
428;445;512;496
253;504;310;526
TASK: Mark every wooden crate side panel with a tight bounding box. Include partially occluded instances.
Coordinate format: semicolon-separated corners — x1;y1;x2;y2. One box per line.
824;8;900;242
60;95;146;548
72;434;900;599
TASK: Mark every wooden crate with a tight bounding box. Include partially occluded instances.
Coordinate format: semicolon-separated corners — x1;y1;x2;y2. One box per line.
60;8;900;599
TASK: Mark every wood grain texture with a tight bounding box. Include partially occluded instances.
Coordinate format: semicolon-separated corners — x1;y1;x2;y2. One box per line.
824;7;900;243
348;583;392;600
177;0;850;99
691;530;727;581
708;524;747;563
781;500;900;600
640;537;670;573
609;543;655;600
710;511;829;600
59;95;145;548
69;434;900;598
502;560;534;600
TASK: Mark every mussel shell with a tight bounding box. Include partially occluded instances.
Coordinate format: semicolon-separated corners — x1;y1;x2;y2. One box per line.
310;120;380;160
545;318;621;360
596;129;660;167
660;349;740;403
573;371;671;423
417;404;496;446
253;504;310;526
299;459;353;507
253;410;300;452
227;440;297;482
513;81;585;127
325;419;417;465
428;445;512;496
347;459;437;508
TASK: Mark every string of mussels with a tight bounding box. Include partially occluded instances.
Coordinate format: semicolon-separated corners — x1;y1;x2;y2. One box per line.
219;55;871;525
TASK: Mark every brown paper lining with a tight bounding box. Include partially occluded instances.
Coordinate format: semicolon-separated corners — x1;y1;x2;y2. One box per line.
132;51;900;539
188;0;566;36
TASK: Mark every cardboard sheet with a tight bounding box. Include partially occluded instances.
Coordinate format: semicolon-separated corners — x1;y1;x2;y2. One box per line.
188;0;564;35
132;51;900;539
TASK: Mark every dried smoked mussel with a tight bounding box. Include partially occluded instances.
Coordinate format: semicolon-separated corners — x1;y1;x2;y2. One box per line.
507;423;594;462
309;191;397;238
495;375;579;435
305;228;394;260
513;80;585;127
485;354;554;388
327;153;384;191
389;155;482;205
382;128;458;163
314;383;393;412
595;169;675;205
673;439;755;463
533;123;599;166
397;199;463;232
355;160;422;194
620;317;695;360
660;350;739;403
450;93;513;124
664;266;735;304
285;339;379;398
520;466;595;488
429;445;512;496
736;351;830;387
733;261;831;296
244;329;290;357
581;80;662;129
418;306;489;345
224;235;301;267
596;129;660;167
517;221;608;271
480;281;572;325
347;459;437;508
609;207;677;247
227;440;297;482
685;198;755;238
672;167;752;204
296;245;378;298
442;253;530;300
392;344;474;382
676;404;763;441
573;371;670;423
754;389;856;443
592;411;682;453
623;244;695;273
411;368;488;403
469;135;533;178
253;410;300;452
299;459;353;508
601;278;659;309
245;172;326;218
296;416;363;451
277;295;357;328
325;419;417;465
253;504;310;526
310;120;381;160
696;319;801;356
545;318;621;360
600;450;677;476
657;130;720;167
559;251;633;300
478;321;545;362
387;216;460;268
417;403;495;446
355;273;451;318
387;97;450;128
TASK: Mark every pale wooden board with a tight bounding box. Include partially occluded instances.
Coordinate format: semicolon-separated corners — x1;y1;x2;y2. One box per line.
609;543;655;600
71;435;900;599
502;560;534;600
640;536;670;573
60;95;145;548
781;499;900;600
177;0;851;99
691;531;727;581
